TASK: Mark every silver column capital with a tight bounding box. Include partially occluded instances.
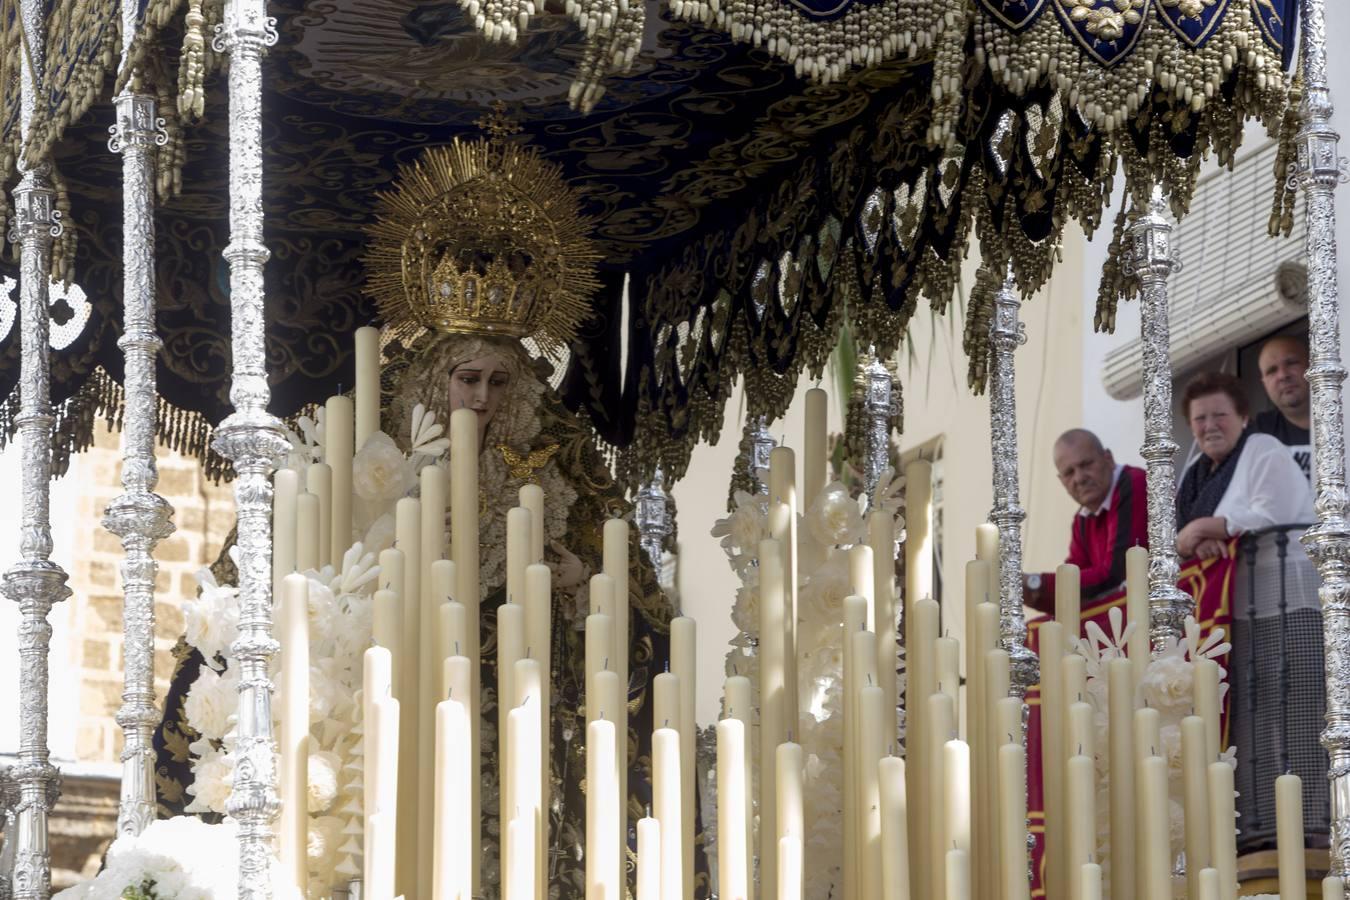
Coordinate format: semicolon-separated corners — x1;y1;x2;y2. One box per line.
749;416;776;495
987;269;1038;697
1124;188;1192;652
861;352;898;505
636;467;672;573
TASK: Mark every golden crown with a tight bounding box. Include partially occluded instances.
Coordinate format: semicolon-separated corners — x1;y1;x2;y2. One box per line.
364;113;600;355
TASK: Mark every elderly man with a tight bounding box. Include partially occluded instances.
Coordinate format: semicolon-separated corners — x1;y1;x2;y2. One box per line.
1253;334;1312;481
1023;429;1148;613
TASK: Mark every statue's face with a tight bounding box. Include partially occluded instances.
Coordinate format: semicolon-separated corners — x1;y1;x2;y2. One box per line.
449;353;512;445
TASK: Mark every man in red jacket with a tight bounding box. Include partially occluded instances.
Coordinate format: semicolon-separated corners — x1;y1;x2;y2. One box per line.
1022;428;1149;613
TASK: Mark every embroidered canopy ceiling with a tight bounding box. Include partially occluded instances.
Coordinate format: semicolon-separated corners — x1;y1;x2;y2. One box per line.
0;0;1301;484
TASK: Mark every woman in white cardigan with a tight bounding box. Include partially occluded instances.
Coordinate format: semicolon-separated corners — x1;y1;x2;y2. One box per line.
1175;371;1314;560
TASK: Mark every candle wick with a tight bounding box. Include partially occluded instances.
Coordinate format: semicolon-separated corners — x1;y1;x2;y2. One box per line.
455;640;460;654
604;657;609;670
664;718;669;728
1078;743;1082;756
1008;733;1013;743
867;673;873;686
525;647;532;660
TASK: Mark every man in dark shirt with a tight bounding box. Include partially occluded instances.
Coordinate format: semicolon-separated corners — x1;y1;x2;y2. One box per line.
1023;429;1149;613
1252;335;1311;481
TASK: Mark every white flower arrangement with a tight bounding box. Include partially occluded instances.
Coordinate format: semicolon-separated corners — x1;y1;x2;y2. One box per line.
711;468;905;900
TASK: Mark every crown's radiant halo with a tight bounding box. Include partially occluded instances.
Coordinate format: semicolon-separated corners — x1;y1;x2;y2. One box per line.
364;123;600;357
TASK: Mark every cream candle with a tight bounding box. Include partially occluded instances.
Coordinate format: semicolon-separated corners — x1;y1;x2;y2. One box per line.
443;656;471;710
975;523;999;568
507;696;542;900
671;615;697;900
1079;864;1101;900
1036;619;1067;900
368;810;397;900
297;491;320;572
1194;657;1221;763
759;538;786;900
936;635;961;704
716;717;749;900
904;459;935;607
506;814;536;900
653;671;680;737
1198;868;1219;900
1140;755;1171;900
1105;658;1135;900
777;741;805;900
942;738;971;857
1125;547;1148;681
856;684;885;900
354;325;381;448
326;394;354;566
363;646;393;839
602;516;630;862
850;543;876;628
372;588;403;701
1277;773;1308;900
586;717;621;900
278;573;310;892
974;602;1001;900
929;691;956;900
843;595;869;900
1326;876;1346;900
306;461;333;570
778;836;804;900
1181;716;1212;900
985;643;1012;894
367;696;400;896
804;387;827;513
723;675;753;896
499;602;526;875
878;756;910;900
997;742;1030;900
638;817;661;900
1067;701;1094;762
945;848;971;900
519;484;545;563
448;408;480;894
869;510;898;744
433;697;471;900
653;727;684;900
1055;563;1080;639
1067;754;1096;900
907;596;939;900
272;467;299;596
1207;760;1238;900
506;506;531;606
525;562;552;839
768;448;799;723
396;492;431;898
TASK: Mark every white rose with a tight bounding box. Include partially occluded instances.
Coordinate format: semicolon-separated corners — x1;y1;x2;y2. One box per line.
1137;655;1194;721
307;815;345;883
731;582;760;634
352;432;412;503
307;749;342;813
184;665;239;742
799;554;853;628
185;749;235;815
806;482;865;547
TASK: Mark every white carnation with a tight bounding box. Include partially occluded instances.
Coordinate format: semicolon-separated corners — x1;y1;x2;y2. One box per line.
1137;655;1194;721
805;481;865;548
183;665;239;742
352;432;413;503
183;569;240;669
307;749;342;813
185;749;235;816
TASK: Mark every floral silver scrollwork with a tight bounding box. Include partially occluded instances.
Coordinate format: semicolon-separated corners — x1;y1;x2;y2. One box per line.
636;467;672;574
861;351;898;506
2;1;71;895
212;0;291;895
1122;188;1192;653
1291;0;1350;878
749;416;776;495
105;82;176;839
987;269;1038;698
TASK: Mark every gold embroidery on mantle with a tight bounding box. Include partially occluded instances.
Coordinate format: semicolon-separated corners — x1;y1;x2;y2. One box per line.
497;442;561;480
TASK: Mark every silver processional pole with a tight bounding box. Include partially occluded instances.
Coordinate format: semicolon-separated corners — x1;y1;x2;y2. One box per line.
987;269;1038;699
1291;0;1350;877
211;0;290;893
1124;189;1191;651
104;0;175;839
2;0;71;895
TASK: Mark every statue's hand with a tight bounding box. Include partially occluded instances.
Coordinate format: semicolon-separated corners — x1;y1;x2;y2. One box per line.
548;540;588;590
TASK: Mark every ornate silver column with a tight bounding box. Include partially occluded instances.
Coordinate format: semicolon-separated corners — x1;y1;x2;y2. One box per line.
749;416;776;494
104;7;174;837
211;0;289;894
636;467;671;572
987;270;1037;697
1123;190;1191;652
1;0;72;896
860;352;898;505
1291;0;1350;876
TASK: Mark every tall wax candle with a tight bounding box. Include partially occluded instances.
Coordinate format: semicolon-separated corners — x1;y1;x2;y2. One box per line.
1036;619;1067;900
1079;865;1101;900
778;836;804;900
433;697;471;900
396;494;430;898
768;447;799;723
1067;701;1095;762
943;739;972;869
724;676;753;897
421;469;448;704
777;741;805;900
936;635;961;704
601;516;630;857
857;686;886;900
759;538;787;900
804;387;828;513
1067;754;1097;900
586;717;621;900
507;697;543;900
653;727;684;900
1277;773;1308;900
519;484;544;563
363;647;393;835
1327;877;1347;900
353;325;381;448
449;407;481;891
366;696;400;894
507;506;531;605
306;462;333;570
843;595;869;900
1055;563;1080;640
372;588;404;701
907;596;939;900
514;658;545;895
997;742;1030;900
438;601;466;688
716;718;749;900
904;459;935;623
850;544;876;628
272;468;299;597
443;656;472;711
1208;761;1238;900
1125;547;1149;681
671;617;697;900
878;756;910;900
506;815;536;900
525;562;552;842
1140;755;1171;900
1181;716;1212;900
975;523;1000;568
869;510;899;744
325;394;354;566
638;817;661;900
1199;868;1220;900
499;601;526;873
1194;657;1222;763
945;849;971;900
1105;658;1136;900
928;691;956;900
974;601;1001;899
279;574;310;892
994;697;1022;749
297;491;320;572
368;811;396;900
1132;707;1161;899
652;672;680;739
432;559;460;660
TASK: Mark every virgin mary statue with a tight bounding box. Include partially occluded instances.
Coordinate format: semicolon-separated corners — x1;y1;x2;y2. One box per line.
153;117;701;898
